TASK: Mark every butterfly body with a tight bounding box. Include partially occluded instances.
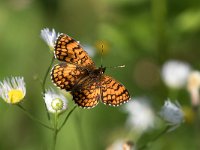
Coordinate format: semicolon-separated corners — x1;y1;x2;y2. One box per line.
91;66;106;75
51;34;130;108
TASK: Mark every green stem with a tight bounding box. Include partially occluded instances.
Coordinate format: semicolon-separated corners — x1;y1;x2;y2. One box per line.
193;107;200;150
42;56;55;120
168;88;179;100
42;56;55;94
52;112;58;150
138;125;170;150
17;104;53;130
58;105;77;131
75;112;87;150
151;0;167;63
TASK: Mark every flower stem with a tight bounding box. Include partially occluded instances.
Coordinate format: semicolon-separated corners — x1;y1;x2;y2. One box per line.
74;112;87;150
138;125;170;150
168;88;178;100
17;104;53;130
58;105;77;131
193;107;200;150
52;112;58;150
42;56;55;120
151;0;168;62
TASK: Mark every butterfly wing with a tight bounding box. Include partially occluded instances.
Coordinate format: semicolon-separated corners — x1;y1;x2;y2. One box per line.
51;63;88;91
53;33;130;108
54;34;95;67
71;76;101;109
100;75;130;106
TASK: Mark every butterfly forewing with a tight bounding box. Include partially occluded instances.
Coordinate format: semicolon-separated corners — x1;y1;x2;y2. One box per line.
51;63;87;91
100;75;130;106
54;34;95;66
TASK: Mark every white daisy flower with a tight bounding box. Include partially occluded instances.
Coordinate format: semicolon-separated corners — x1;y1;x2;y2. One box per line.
159;100;184;131
44;89;68;114
40;28;59;51
161;60;191;89
0;77;26;104
124;97;155;133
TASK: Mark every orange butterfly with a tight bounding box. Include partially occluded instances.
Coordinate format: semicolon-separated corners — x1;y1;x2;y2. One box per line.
51;34;130;108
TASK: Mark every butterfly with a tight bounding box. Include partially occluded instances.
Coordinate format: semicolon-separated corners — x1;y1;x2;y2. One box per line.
51;34;130;108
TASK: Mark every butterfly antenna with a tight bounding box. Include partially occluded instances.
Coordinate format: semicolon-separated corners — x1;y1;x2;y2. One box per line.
107;65;126;69
101;44;104;67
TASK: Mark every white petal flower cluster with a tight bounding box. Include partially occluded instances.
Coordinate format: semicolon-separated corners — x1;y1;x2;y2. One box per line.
40;28;59;51
124;97;155;133
0;77;26;104
160;100;184;131
161;60;191;89
44;89;68;114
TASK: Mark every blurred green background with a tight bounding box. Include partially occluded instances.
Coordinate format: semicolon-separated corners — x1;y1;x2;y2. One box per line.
0;0;200;149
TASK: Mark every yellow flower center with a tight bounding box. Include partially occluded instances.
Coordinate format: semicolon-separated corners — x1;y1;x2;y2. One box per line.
8;89;24;104
51;98;63;111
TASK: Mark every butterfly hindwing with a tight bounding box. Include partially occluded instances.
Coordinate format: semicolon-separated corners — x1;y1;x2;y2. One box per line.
71;76;101;108
101;75;130;106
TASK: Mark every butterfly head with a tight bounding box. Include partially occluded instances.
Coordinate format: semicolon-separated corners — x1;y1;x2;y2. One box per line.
95;66;106;75
100;66;106;74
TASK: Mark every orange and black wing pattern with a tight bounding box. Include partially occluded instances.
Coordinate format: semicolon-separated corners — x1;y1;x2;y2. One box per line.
51;33;131;109
54;34;94;67
71;77;101;108
100;75;130;106
51;63;87;91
